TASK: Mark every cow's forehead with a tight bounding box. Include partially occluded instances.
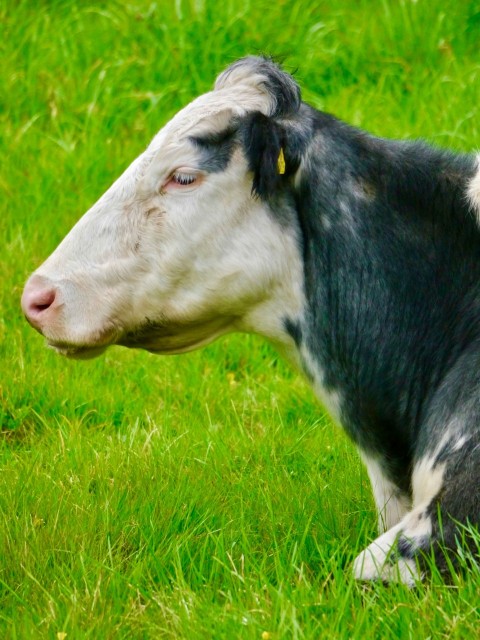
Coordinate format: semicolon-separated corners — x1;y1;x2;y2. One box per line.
147;83;272;153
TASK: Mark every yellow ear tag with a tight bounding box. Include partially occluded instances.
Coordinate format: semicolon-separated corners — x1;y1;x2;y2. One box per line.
277;147;286;175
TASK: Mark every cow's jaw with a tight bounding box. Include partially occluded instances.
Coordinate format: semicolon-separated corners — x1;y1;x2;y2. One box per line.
117;315;234;355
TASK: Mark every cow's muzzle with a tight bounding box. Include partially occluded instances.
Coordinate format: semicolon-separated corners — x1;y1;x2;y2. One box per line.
21;274;59;333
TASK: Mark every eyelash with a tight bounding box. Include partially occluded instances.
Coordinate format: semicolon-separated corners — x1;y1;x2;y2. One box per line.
171;172;197;186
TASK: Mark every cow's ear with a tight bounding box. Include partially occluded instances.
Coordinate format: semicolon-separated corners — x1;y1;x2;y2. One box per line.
241;111;289;199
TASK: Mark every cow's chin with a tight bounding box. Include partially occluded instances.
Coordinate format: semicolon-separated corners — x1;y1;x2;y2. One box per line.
44;324;118;359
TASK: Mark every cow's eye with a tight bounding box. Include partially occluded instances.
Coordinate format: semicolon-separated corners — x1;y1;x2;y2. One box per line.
171;171;197;186
162;168;203;193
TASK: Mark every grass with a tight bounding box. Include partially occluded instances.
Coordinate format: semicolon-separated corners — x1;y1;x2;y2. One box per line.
1;0;480;637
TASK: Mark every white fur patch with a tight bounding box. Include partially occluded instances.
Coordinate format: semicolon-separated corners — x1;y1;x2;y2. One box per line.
411;417;471;508
411;458;446;508
452;432;469;452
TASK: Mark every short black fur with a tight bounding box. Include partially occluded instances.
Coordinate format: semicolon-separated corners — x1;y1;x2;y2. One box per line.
229;58;480;576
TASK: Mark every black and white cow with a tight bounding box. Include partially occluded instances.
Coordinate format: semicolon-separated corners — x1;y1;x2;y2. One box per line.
22;57;480;584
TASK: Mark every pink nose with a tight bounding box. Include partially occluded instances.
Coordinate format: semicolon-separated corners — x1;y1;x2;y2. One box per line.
21;275;58;332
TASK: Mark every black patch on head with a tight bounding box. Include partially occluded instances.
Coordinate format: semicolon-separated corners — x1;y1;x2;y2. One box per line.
190;126;237;173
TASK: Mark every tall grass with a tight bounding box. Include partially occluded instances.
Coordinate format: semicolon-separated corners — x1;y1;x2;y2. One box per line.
1;0;480;637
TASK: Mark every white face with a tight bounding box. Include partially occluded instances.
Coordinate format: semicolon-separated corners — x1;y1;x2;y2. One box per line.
21;71;304;358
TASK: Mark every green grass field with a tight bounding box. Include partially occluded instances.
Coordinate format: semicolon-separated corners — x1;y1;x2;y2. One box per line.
2;0;480;637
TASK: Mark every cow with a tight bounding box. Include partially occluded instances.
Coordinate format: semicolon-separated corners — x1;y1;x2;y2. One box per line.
21;56;480;585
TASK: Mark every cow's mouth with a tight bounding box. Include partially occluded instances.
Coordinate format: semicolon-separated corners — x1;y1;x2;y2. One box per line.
44;320;120;359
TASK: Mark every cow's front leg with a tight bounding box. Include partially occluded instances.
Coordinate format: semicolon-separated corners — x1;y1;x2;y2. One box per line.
353;454;421;585
361;452;411;533
353;448;443;586
354;427;480;584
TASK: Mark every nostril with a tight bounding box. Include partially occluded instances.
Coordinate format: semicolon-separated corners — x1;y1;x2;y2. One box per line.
21;277;58;330
28;289;56;315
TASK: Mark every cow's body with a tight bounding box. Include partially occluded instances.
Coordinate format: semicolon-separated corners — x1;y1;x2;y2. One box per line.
22;57;480;583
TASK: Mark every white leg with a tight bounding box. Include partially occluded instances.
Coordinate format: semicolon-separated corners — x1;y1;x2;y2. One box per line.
361;452;411;533
354;454;447;585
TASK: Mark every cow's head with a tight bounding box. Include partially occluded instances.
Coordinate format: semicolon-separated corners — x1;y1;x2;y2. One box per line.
21;57;306;358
